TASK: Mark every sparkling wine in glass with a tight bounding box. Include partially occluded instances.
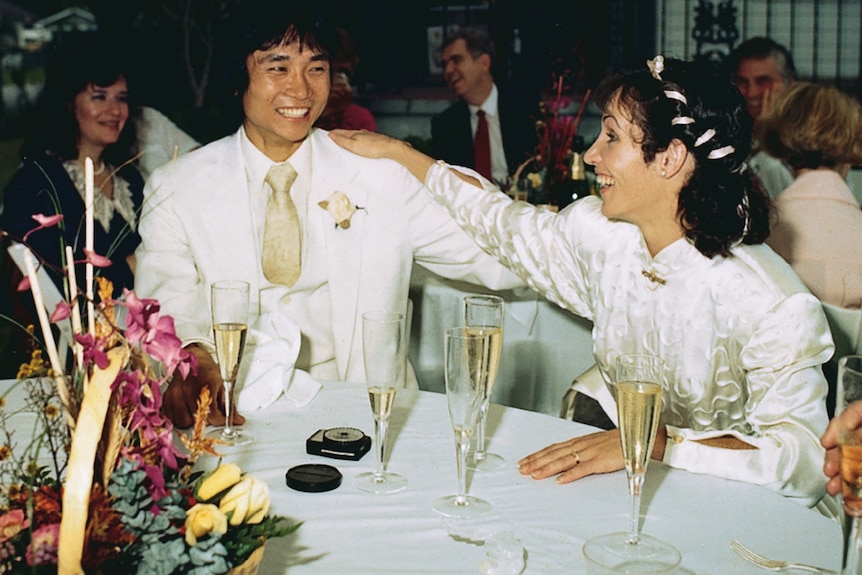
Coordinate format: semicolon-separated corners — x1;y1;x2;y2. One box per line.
433;327;492;518
582;354;680;570
463;295;505;471
837;355;862;574
207;280;253;446
354;311;407;494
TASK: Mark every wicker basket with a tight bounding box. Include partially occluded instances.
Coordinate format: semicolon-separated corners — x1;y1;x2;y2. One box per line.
227;543;266;575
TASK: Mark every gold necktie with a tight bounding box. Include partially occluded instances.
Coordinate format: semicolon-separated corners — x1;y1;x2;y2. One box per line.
262;163;301;286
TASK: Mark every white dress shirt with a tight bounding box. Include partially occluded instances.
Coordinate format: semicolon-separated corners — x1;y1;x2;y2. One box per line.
240;129;338;380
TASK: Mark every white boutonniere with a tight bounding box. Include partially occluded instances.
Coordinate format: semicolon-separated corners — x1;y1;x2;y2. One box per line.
318;191;363;229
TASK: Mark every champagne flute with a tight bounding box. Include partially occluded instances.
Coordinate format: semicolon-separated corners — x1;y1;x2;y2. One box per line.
463;295;505;471
207;280;253;446
837;355;862;574
582;354;680;571
433;327;492;518
354;310;408;494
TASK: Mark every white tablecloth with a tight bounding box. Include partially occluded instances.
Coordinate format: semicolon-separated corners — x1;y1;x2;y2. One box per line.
1;380;840;574
408;266;596;416
225;383;838;574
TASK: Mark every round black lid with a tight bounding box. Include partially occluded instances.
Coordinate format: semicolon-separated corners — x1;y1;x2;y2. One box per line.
285;463;342;493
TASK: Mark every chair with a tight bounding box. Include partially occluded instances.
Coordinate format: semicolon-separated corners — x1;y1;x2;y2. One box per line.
821;301;862;417
6;243;72;369
560;364;616;430
822;302;862;360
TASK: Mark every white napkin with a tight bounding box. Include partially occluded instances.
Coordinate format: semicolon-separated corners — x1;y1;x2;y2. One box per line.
236;312;321;411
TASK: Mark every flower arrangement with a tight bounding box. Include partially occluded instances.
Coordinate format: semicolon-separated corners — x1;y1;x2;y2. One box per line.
0;170;298;574
513;71;592;207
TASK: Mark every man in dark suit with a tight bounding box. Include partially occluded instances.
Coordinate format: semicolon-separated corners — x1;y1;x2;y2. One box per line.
431;28;538;186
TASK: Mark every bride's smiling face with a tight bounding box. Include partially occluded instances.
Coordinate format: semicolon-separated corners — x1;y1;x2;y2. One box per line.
584;97;669;228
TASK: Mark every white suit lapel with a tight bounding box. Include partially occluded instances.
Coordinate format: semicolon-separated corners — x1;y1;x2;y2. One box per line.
309;130;367;379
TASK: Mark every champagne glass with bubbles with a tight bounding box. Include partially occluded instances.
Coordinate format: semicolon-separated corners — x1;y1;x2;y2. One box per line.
354;311;407;494
433;327;492;518
463;295;505;471
207;280;253;446
582;354;680;572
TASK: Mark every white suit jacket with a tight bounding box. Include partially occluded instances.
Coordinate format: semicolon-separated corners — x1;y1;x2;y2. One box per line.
135;128;520;382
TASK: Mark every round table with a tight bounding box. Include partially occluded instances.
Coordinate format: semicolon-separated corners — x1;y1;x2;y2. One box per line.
208;382;841;575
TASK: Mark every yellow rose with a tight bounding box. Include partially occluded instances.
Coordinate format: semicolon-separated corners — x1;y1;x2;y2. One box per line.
196;463;242;501
219;476;271;526
184;503;228;546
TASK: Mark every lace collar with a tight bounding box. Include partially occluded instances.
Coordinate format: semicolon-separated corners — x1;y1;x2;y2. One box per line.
63;161;137;233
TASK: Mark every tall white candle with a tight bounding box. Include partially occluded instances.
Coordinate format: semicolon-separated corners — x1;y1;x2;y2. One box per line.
84;157;95;335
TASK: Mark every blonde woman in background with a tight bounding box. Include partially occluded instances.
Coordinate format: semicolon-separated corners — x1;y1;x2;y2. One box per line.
760;82;862;308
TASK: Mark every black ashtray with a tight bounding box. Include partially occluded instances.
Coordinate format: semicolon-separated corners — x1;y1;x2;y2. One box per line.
285;463;342;493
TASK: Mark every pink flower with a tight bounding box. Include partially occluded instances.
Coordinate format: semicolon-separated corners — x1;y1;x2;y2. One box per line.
123;290;196;379
25;523;59;566
22;214;63;241
74;333;110;369
83;249;112;268
0;509;29;543
50;301;72;323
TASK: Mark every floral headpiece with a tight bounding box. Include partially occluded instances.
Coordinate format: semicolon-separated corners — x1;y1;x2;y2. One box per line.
646;55;750;244
646;55;735;160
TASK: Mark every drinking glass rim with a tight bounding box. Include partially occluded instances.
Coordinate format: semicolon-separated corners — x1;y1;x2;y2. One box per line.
211;279;250;291
463;295;505;306
362;310;404;324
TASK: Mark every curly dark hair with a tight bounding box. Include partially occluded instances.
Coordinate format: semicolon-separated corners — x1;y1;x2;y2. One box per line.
22;33;139;168
217;0;339;130
594;58;771;258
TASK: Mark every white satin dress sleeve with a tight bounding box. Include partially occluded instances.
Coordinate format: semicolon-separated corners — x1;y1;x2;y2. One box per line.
424;162;831;507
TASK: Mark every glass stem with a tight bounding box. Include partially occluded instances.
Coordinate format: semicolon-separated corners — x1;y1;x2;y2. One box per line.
223;379;234;435
843;514;862;574
474;400;489;460
627;472;645;544
455;430;470;506
374;418;388;481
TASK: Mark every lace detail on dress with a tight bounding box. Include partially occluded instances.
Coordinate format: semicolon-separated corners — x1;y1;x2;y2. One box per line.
64;161;137;233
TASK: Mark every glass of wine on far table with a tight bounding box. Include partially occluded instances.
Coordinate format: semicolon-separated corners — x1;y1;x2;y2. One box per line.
463;295;504;471
207;280;253;446
582;354;680;572
354;310;407;494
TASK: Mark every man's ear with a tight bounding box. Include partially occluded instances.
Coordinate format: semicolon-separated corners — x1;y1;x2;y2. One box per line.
478;52;492;72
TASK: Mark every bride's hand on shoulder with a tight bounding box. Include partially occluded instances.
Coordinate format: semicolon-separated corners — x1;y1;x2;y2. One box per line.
328;129;404;159
329;129;435;183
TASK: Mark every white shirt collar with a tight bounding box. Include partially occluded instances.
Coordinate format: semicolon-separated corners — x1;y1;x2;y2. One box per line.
239;125;313;193
469;83;499;117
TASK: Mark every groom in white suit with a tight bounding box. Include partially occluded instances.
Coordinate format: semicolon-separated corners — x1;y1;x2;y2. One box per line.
134;1;520;428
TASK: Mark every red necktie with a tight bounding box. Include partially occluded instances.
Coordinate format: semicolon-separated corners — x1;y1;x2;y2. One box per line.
474;110;492;180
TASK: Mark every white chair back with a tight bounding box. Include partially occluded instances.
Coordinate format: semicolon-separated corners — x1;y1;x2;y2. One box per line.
6;243;72;368
822;301;862;359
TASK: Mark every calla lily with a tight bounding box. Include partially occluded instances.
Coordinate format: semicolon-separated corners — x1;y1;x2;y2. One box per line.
197;463;242;501
219;475;270;525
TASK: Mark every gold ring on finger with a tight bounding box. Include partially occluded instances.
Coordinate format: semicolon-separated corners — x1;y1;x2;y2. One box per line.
571;448;581;464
